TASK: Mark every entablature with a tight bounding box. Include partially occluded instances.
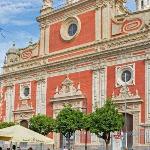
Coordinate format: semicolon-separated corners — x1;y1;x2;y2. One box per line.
1;29;150;80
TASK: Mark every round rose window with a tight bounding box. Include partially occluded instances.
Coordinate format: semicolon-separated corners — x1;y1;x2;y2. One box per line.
121;70;132;82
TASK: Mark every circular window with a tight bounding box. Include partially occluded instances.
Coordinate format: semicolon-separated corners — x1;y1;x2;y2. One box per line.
121;70;132;82
68;24;77;36
23;86;30;97
60;17;81;41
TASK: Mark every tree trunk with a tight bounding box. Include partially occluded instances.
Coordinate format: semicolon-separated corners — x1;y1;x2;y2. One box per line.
103;133;110;150
106;143;109;150
85;130;88;150
67;136;71;150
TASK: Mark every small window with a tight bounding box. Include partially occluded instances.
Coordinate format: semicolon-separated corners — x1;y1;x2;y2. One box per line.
68;23;77;36
121;70;132;82
23;86;30;97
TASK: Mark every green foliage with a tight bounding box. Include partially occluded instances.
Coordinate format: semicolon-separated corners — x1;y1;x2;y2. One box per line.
55;105;84;138
82;114;92;131
90;99;124;147
29;114;55;135
0;122;15;129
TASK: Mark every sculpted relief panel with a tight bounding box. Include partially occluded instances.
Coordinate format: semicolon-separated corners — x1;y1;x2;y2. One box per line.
51;75;85;118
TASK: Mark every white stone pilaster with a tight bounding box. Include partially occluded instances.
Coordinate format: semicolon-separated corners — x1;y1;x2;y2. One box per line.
36;79;46;115
5;85;14;122
92;66;107;110
146;61;150;121
102;4;111;39
45;25;50;55
92;69;100;111
39;26;45;56
95;7;102;41
99;67;107;107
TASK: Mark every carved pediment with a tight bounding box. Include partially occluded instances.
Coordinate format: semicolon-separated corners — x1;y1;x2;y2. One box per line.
13;100;34;114
112;86;143;104
51;75;85;102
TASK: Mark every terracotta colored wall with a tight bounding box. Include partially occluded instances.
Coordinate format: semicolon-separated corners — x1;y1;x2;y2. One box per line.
1;87;6;121
107;61;145;123
46;70;93;117
49;10;95;53
14;81;37;113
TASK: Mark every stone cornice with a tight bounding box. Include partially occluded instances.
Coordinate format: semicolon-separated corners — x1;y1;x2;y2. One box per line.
37;0;96;24
1;29;150;79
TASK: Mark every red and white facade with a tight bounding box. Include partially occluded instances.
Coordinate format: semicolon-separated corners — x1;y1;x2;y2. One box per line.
0;0;150;149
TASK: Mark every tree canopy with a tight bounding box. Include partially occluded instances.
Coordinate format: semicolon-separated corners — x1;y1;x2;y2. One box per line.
0;122;15;129
29;114;55;136
55;104;84;150
90;99;124;150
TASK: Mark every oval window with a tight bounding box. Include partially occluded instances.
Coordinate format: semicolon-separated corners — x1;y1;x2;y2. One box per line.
23;86;30;97
68;23;77;36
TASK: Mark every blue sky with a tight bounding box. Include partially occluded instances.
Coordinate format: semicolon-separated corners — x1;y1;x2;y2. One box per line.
0;0;135;69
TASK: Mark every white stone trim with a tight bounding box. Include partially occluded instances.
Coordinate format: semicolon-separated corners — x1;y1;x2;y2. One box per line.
45;25;50;55
95;7;102;41
36;79;46;115
20;82;31;100
60;16;81;41
99;67;106;107
115;63;135;87
39;27;45;56
146;61;150;120
92;69;100;111
5;86;14;122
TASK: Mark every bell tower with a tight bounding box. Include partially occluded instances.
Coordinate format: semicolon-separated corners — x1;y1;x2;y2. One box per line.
135;0;150;11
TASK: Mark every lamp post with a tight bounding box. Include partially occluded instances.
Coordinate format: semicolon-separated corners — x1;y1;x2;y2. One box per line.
81;99;88;150
124;73;128;150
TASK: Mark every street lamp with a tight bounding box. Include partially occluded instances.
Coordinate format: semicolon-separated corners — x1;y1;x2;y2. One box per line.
81;98;88;150
124;73;128;150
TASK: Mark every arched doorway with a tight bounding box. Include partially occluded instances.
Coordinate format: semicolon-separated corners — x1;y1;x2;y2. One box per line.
20;120;28;128
122;113;133;149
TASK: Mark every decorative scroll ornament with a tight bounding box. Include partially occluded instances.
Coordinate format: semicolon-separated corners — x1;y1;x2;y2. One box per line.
112;86;141;102
14;100;34;114
52;75;85;101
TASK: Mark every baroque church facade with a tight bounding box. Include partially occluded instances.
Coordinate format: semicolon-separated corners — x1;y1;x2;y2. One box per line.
0;0;150;149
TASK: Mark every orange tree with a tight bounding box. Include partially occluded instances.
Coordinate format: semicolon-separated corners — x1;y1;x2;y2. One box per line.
90;99;124;150
0;122;15;129
29;114;55;135
54;105;84;150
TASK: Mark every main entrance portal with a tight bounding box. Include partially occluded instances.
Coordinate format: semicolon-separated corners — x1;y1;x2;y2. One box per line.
123;113;133;149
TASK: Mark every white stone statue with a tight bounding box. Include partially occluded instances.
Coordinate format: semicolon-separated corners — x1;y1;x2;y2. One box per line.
42;0;52;9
